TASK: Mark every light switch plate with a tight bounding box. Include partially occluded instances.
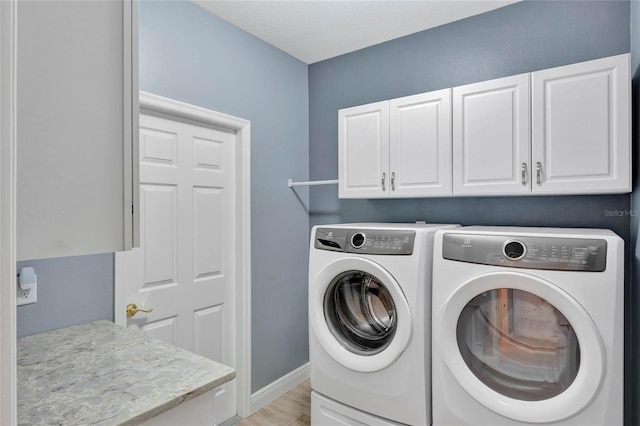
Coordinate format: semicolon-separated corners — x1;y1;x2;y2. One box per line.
17;283;37;306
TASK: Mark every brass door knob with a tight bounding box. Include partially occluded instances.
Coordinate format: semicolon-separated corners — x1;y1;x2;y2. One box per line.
126;303;153;318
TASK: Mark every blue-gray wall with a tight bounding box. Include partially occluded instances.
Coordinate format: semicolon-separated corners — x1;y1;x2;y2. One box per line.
308;0;632;422
16;254;113;337
138;1;309;393
630;0;639;424
309;0;630;232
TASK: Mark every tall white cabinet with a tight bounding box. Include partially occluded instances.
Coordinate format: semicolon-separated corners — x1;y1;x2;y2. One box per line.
16;0;138;261
339;89;452;198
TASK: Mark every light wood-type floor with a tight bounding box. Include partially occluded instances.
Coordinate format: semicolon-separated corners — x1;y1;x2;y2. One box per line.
236;380;311;426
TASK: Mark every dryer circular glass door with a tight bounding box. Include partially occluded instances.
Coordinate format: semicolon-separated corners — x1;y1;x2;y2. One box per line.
436;272;605;424
310;257;412;372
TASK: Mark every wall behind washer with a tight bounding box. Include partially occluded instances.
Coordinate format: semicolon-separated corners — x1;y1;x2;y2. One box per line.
308;0;632;422
138;1;309;393
629;1;640;425
309;0;629;232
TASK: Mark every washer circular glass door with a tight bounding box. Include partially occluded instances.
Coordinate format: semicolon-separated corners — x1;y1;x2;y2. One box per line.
436;272;605;423
310;257;412;372
324;270;396;355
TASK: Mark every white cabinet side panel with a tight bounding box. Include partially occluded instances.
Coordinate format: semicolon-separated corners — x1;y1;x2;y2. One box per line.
16;0;128;260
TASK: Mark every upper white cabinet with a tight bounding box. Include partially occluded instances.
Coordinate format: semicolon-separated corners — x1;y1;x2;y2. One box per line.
339;90;452;198
338;53;630;199
531;54;630;194
452;54;630;196
452;74;530;195
390;90;452;197
338;101;389;198
16;0;139;261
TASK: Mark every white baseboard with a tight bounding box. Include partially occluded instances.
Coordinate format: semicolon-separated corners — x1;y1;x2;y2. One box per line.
249;362;310;414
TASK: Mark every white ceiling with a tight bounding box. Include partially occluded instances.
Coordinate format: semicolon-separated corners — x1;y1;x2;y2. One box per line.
194;0;519;64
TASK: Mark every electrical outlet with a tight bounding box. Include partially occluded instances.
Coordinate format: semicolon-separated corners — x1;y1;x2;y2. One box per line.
17;283;37;306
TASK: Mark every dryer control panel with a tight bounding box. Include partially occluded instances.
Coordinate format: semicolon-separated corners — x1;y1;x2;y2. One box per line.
442;233;607;272
314;228;415;255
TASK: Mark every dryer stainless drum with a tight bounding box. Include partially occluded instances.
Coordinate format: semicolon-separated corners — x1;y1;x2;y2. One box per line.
432;227;624;425
309;223;459;426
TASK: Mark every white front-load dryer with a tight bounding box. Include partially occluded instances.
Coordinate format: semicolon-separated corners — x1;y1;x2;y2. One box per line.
432;227;624;426
309;223;459;426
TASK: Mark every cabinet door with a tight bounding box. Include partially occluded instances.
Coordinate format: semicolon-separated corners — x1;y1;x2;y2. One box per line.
16;0;138;260
531;54;630;194
453;74;530;195
389;89;452;197
338;101;389;198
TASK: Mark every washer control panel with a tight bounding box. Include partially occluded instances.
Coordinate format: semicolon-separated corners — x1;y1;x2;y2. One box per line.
442;233;607;272
315;228;415;255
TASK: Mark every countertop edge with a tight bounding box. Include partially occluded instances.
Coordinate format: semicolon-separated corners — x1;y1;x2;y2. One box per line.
119;370;237;426
17;320;237;426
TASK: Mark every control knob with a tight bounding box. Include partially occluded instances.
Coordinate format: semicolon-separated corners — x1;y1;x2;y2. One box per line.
351;233;366;248
504;240;526;260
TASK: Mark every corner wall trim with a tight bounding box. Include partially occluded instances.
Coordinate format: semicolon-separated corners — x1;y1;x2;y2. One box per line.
249;363;310;415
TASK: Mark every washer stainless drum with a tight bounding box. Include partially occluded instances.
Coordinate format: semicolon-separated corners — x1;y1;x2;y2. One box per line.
309;223;459;426
432;226;624;426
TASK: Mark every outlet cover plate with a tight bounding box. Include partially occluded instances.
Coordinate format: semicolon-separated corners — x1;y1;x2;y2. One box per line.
17;283;37;306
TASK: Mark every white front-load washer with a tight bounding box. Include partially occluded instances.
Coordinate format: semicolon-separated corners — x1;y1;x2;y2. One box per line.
432;227;624;426
309;223;459;426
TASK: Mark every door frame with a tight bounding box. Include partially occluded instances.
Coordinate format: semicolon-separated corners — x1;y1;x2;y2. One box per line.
0;0;18;423
114;91;252;418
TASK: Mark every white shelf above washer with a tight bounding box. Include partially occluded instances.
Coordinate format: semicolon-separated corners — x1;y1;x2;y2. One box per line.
287;179;338;188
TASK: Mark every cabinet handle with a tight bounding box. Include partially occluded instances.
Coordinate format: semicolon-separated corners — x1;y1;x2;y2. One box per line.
536;162;543;185
521;163;527;186
382;173;386;191
391;172;396;191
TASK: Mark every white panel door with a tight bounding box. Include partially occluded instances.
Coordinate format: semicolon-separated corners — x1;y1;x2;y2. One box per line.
532;54;630;194
453;74;530;195
116;113;236;425
338;101;390;198
389;89;452;197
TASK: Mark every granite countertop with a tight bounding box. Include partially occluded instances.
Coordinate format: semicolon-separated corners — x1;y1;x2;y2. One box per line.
17;320;236;425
